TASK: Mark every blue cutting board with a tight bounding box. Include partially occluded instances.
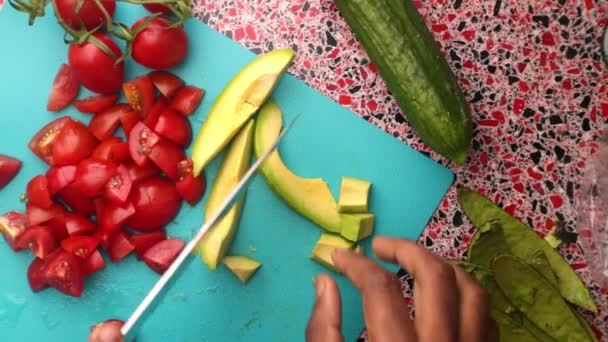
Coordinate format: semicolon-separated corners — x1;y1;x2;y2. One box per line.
0;4;454;341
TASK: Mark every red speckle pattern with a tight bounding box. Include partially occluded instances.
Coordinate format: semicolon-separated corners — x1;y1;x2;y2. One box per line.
194;0;608;338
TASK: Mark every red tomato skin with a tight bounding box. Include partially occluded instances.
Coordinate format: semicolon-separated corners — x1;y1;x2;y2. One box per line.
123;76;155;116
148;71;184;98
132;17;189;69
170;86;205;115
73;94;119;114
15;225;58;258
120;111;140;136
154;109;192;146
148;139;186;180
68;33;124;94
82;249;106;276
0;211;28;251
92;137;130;164
73;159;117;197
88;104;132;141
127;177;181;231
46;165;77;195
100;201;136;234
64;213;97;236
143;238;184;274
29;116;72;165
0;154;21;190
28;257;49;292
47;64;79;112
61;235;98;258
52;120;99;166
43;249;84;297
58;183;95;215
108;230;134;262
54;0;116;30
26;202;64;226
125;162;159;183
26;175;53;209
128;122;160;166
103;165;133;204
176;172;206;205
143;97;169;128
131;230;166;259
143;3;171;13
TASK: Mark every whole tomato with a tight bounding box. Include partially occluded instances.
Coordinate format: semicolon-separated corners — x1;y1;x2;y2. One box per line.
131;17;189;69
68;33;125;94
54;0;116;31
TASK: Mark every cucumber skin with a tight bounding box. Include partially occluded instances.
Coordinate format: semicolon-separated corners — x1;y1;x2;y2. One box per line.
334;0;472;164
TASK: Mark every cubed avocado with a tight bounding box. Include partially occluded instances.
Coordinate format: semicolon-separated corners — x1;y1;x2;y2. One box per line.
340;213;374;242
223;255;262;284
310;233;355;272
338;177;371;213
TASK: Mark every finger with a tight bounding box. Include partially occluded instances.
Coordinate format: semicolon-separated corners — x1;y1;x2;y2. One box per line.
332;248;415;342
373;236;460;342
306;274;344;342
451;265;494;342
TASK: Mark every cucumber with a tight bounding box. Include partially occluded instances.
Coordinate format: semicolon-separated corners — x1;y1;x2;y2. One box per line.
334;0;472;164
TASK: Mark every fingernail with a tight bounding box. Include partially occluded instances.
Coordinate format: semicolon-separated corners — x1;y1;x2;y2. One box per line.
315;277;326;298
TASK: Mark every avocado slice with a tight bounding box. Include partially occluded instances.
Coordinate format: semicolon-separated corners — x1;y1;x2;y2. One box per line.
338;176;371;213
310;233;363;272
254;100;343;232
197;120;255;270
191;49;295;176
223;255;262;284
340;213;374;242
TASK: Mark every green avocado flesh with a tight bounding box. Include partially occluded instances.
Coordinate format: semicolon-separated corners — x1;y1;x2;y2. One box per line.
197;120;255;271
191;49;295;176
310;233;362;272
223;255;262;284
338;176;371;213
340;213;374;242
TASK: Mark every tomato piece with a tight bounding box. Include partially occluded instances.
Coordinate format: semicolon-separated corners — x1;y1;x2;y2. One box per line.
58;183;95;215
132;17;189;69
127;177;181;231
61;236;98;259
120;110;140;136
148;71;184;98
28;257;49;292
46;165;76;195
53;119;99;166
29;116;72;165
143;238;184;274
0;155;22;190
148;139;185;180
176;159;206;205
92;137;130;164
131;230;166;259
64;213;97;236
88;319;124;342
26;202;64;226
170;86;205;115
47;64;79;112
128;122;160;166
125;162;158;183
43;249;84;297
73;94;119;114
103;165;132;204
26;175;53;209
143;3;171;13
123;75;155;117
100;201;136;234
15;225;58;258
82;249;106;276
88;104;132;141
73;159;117;197
108;230;134;262
54;0;116;31
143;97;169;128
154;109;192;146
0;211;28;251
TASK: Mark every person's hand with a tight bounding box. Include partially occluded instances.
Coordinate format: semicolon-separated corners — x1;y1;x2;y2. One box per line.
306;236;498;342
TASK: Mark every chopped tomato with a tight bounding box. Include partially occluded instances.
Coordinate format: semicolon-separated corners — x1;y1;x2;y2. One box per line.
143;238;184;274
128;122;160;166
74;159;117;197
170;86;204;115
58;182;95;215
29;116;72;165
61;235;98;259
82;249;106;276
123;76;155;116
92;137;130;164
28;257;49;292
26;175;53;208
131;230;166;259
154;109;192;146
0;211;28;251
88;104;132;141
108;230;134;262
43;249;84;297
88;319;124;342
26;202;64;226
143;97;169;128
47;64;79;112
52;119;99;166
0;155;22;190
103;165;132;204
92;198;105;219
100;201;136;233
127;177;181;231
125;162;158;183
15;225;58;258
148;71;184;98
73;94;119;114
176;160;206;205
120;110;140;136
46;164;76;195
64;213;97;236
148;139;185;180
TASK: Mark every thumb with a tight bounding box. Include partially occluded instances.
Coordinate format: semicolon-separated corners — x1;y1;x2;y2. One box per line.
306;274;344;342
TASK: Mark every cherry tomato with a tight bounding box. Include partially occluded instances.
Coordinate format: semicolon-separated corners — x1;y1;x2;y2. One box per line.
128;122;160;166
131;230;166;259
93;198;105;219
100;201;135;234
52;119;99;166
0;155;21;190
88;319;124;342
175;159;206;205
92;137;130;164
132;16;189;69
64;212;97;236
26;202;64;226
148;139;185;180
73;94;119;114
148;71;184;98
123;76;155;115
43;249;84;297
125;162;159;183
46;165;77;195
143;97;169;128
108;230;134;262
170;86;204;115
28;257;48;292
103;165;132;204
82;249;106;276
26;175;53;208
120;110;140;136
73;159;117;197
127;177;181;231
58;182;95;215
61;236;98;259
154;109;191;146
28;116;72;165
54;0;116;31
89;104;132;141
0;211;28;251
68;33;124;94
143;3;171;13
143;238;184;274
47;64;79;112
16;225;58;258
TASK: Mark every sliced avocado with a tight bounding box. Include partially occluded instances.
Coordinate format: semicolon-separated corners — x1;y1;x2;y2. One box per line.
310;233;354;272
254;100;342;233
197;120;255;270
340;213;374;242
223;255;262;284
191;49;295;176
338;176;371;213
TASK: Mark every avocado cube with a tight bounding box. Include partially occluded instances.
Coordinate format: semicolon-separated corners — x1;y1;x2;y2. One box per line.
310;233;354;272
338;177;371;213
340;213;374;242
223;255;262;284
